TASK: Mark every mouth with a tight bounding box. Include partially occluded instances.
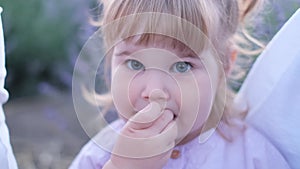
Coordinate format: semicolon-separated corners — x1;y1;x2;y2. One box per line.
132;103;178;120
173;114;178;120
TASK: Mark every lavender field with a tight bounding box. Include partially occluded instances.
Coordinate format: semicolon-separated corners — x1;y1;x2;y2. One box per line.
2;0;300;169
5;94;89;169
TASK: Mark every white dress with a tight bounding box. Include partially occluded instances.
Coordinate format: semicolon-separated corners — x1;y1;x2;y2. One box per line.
234;9;300;169
0;6;18;169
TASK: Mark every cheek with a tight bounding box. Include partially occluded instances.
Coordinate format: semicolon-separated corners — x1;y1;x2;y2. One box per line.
196;73;214;117
190;77;214;131
175;72;214;140
111;66;137;120
128;79;143;110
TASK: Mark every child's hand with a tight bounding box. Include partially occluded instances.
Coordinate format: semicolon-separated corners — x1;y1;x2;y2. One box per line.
104;102;178;169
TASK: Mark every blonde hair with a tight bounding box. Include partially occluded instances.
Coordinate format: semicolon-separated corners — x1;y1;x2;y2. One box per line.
90;0;264;141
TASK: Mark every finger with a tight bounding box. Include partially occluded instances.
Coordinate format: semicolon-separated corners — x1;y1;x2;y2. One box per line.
112;121;178;158
149;89;167;109
127;102;162;130
146;109;174;134
125;110;173;138
161;120;178;145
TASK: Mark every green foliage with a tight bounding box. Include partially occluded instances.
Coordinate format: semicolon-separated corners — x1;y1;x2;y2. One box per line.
0;0;88;98
230;0;300;92
0;0;299;97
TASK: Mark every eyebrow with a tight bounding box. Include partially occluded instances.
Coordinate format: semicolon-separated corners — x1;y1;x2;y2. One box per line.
181;50;199;58
114;50;130;57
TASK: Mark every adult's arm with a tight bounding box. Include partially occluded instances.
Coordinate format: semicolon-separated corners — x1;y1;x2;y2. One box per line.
0;6;18;169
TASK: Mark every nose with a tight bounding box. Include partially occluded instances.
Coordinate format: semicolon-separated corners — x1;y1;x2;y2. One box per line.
140;69;171;102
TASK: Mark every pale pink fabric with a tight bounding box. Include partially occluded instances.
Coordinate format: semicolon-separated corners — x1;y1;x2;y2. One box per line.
70;119;290;169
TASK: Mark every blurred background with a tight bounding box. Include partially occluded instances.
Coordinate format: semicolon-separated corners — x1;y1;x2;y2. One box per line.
0;0;299;169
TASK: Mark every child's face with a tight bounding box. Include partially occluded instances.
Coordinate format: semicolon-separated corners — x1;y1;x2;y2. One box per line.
110;37;220;143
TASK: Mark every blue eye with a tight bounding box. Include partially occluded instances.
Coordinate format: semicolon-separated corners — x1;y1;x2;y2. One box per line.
126;60;144;71
172;62;192;73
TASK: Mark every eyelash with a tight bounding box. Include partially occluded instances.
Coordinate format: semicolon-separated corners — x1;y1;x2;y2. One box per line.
171;62;193;73
126;59;145;71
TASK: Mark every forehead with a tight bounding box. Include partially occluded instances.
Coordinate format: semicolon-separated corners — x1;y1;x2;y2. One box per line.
113;35;198;58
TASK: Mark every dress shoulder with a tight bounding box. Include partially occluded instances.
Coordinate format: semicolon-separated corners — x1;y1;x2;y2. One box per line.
69;119;125;169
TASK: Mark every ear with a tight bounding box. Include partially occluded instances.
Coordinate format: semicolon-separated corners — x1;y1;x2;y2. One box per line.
225;49;237;75
230;50;237;63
